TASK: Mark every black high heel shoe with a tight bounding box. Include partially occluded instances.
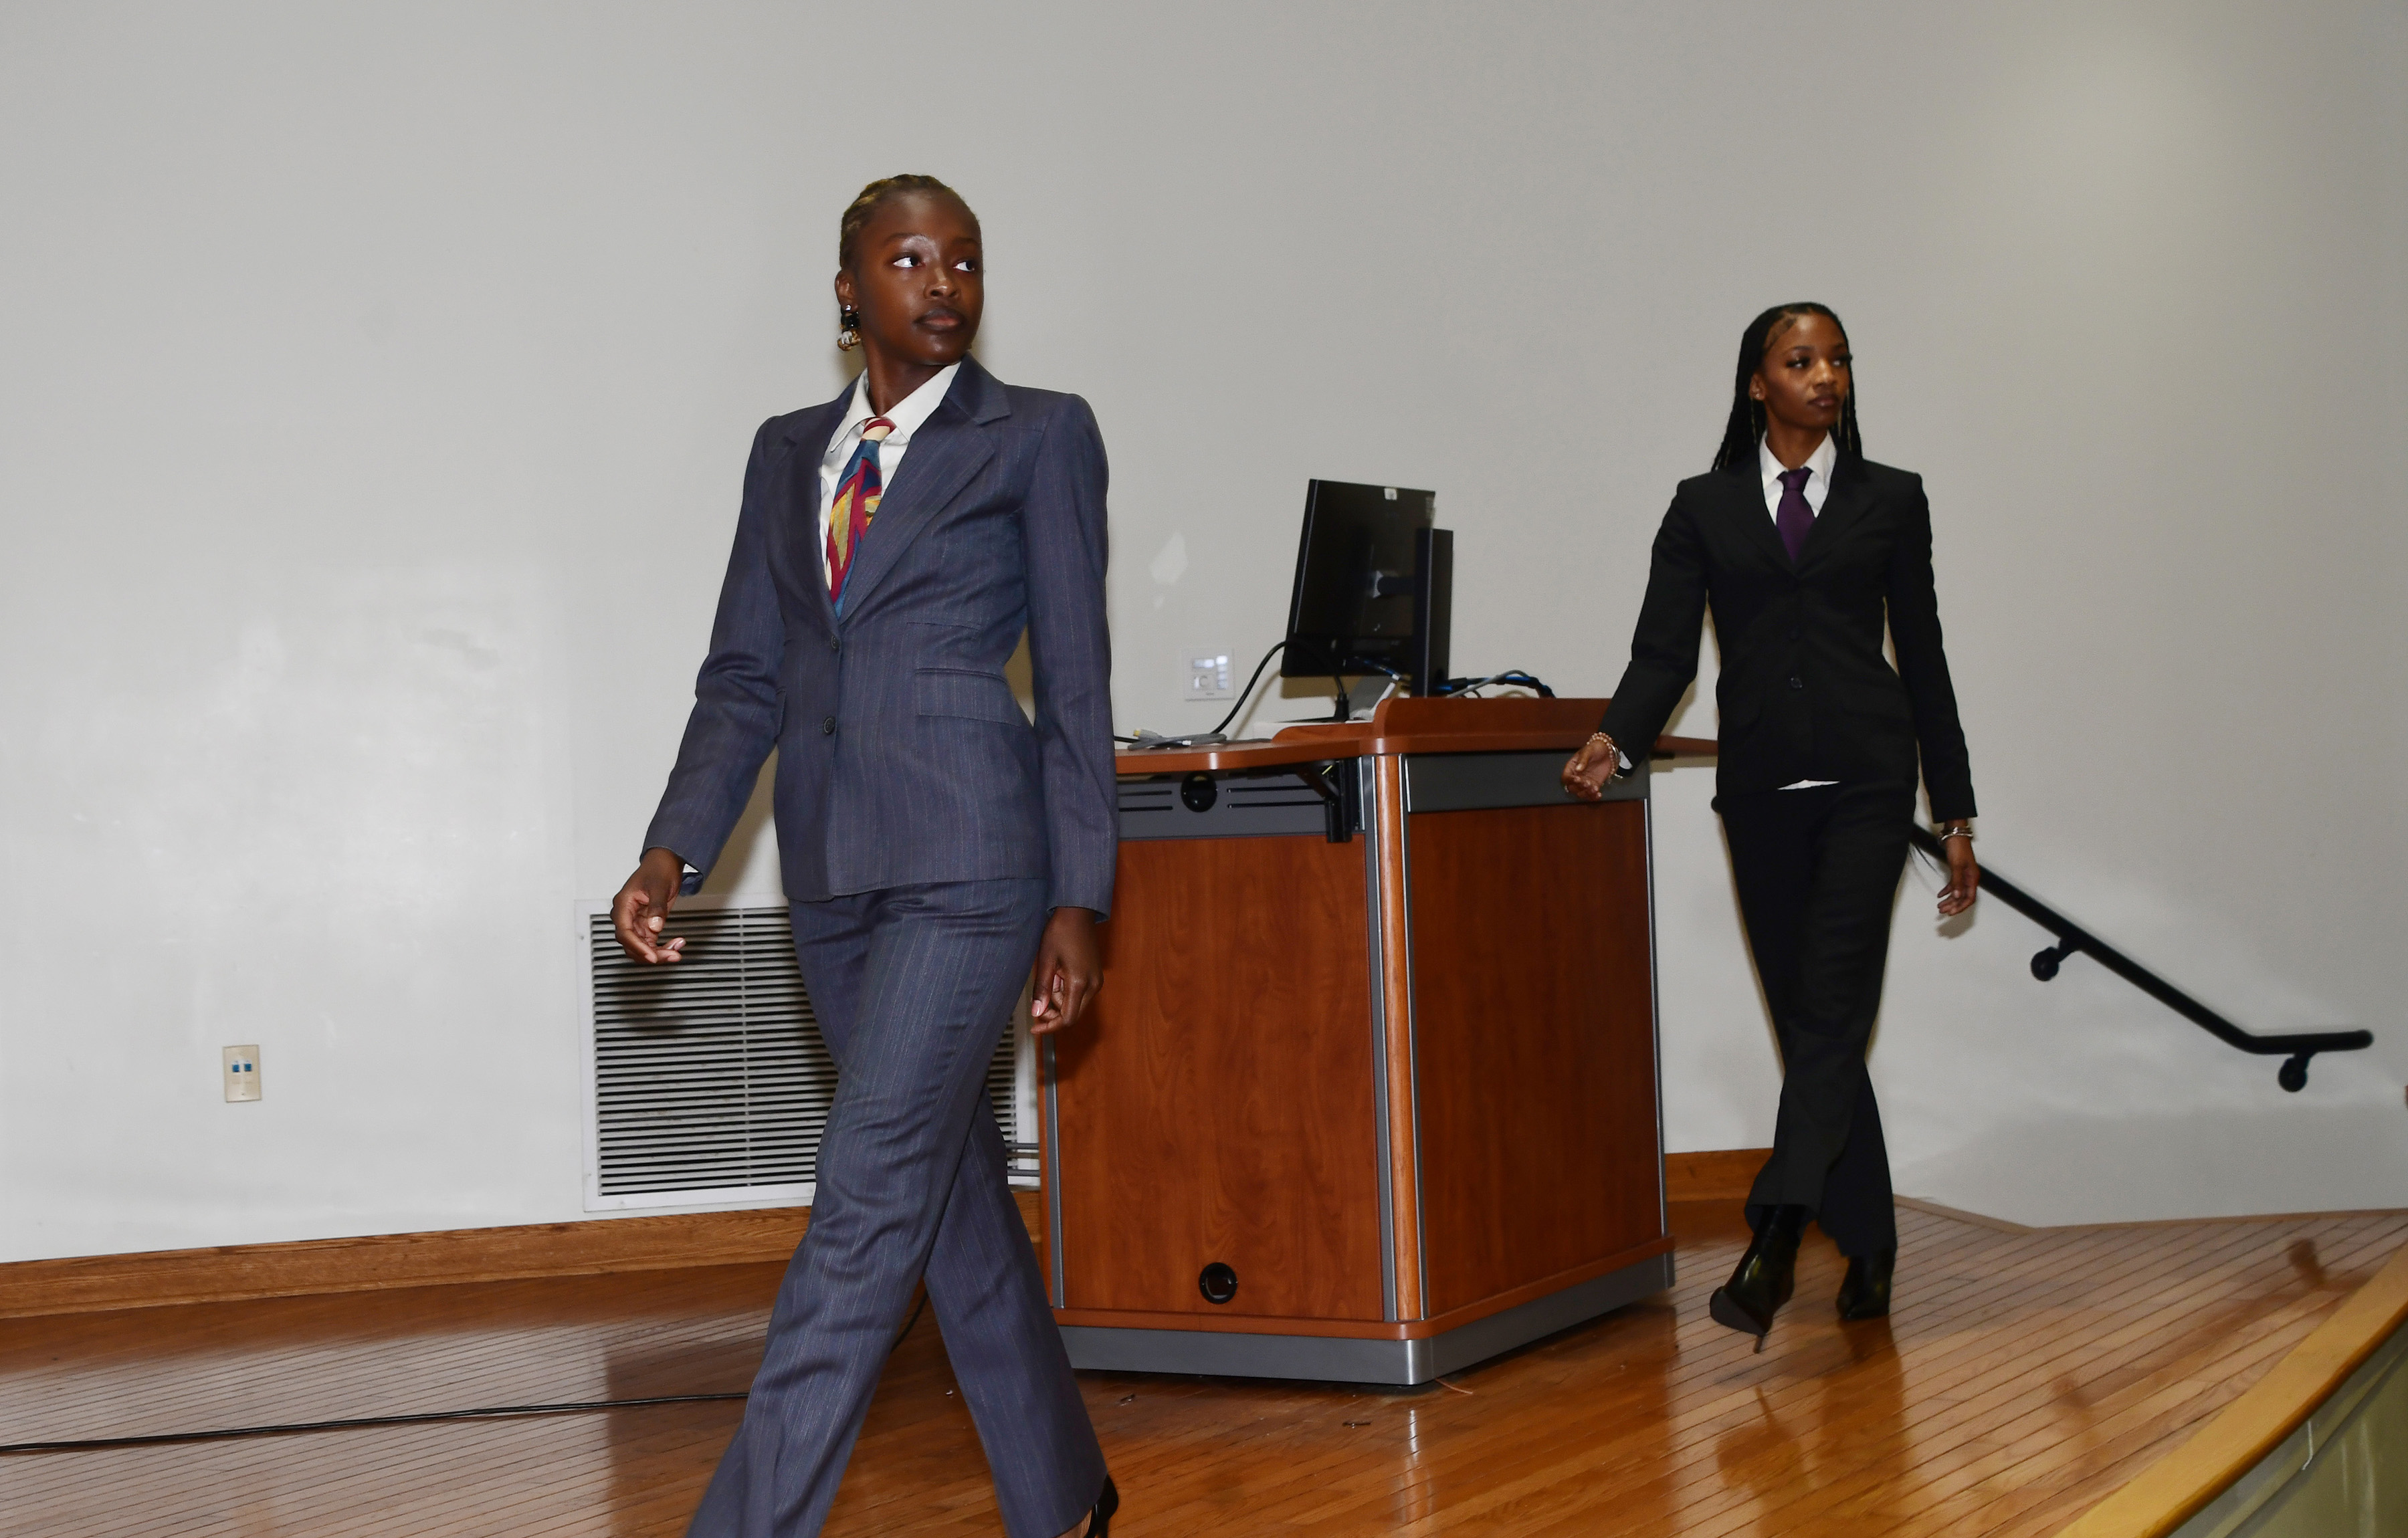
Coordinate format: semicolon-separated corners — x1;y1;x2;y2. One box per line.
1707;1203;1809;1351
1835;1249;1895;1321
1084;1476;1119;1536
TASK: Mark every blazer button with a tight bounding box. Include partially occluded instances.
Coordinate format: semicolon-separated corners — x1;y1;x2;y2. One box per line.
821;716;837;734
1789;676;1805;689
828;636;840;653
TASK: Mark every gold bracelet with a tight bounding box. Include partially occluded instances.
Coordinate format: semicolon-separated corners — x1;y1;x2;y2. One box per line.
1584;732;1621;781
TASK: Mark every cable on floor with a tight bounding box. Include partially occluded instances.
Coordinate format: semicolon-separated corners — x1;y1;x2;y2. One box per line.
0;1392;750;1455
3;1279;942;1456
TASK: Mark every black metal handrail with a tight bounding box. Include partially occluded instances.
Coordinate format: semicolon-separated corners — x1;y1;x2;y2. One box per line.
1909;828;2373;1091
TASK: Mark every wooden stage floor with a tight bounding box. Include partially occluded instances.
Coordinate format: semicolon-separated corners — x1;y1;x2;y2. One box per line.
5;1199;2402;1537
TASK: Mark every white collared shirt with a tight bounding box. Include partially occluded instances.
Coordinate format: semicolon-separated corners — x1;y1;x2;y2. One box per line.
817;362;960;585
1759;433;1840;788
1759;431;1837;523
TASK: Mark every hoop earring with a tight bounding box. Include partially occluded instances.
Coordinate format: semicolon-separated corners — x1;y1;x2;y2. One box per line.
837;307;862;352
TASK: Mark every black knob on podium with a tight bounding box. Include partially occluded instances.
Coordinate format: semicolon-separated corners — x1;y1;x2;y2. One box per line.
1197;1262;1238;1305
1181;773;1218;813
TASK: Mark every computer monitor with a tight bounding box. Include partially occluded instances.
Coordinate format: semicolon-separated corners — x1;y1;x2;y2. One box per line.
1281;479;1452;711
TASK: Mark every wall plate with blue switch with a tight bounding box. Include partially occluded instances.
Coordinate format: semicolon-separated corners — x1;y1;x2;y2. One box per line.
1185;649;1233;701
223;1045;262;1103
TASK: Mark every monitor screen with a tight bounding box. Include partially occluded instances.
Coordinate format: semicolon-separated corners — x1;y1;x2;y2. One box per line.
1282;479;1436;679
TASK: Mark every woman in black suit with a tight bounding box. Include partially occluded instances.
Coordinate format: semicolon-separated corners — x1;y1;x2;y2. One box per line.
1563;303;1979;1346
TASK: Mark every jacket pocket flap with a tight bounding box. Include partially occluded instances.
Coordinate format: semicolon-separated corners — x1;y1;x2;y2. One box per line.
914;667;1026;724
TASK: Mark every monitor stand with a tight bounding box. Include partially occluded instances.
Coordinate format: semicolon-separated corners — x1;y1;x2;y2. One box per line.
1326;677;1354;723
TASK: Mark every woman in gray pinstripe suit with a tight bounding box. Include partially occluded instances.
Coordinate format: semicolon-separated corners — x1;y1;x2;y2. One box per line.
613;175;1120;1538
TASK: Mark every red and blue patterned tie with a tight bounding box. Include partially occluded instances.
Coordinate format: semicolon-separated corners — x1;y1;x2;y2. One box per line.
827;416;895;613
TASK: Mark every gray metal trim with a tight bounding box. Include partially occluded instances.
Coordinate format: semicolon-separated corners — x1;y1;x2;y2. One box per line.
1423;1250;1674;1380
1393;776;1429;1313
1645;796;1668;1236
1363;758;1397;1323
1403;750;1649;814
1059;1250;1674;1386
1118;772;1329;840
1042;1036;1064;1308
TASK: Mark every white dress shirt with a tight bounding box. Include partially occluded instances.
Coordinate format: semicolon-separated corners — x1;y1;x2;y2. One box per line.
1761;432;1839;789
1759;430;1836;522
817;362;960;586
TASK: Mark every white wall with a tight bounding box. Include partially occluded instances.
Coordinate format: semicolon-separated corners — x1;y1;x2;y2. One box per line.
3;1;2402;1262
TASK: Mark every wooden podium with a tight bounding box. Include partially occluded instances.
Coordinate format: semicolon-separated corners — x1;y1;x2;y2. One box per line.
1040;696;1686;1384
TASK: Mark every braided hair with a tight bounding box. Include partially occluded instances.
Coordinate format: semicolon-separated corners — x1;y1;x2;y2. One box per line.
1710;302;1863;471
837;174;977;269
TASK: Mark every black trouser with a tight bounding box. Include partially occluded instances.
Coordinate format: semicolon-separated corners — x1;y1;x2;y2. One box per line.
1719;780;1912;1257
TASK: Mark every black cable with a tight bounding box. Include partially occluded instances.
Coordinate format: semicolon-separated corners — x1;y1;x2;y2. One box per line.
1209;640;1286;736
1336;657;1408;721
1433;669;1554;699
0;1392;750;1455
1502;671;1557;698
0;1307;1025;1462
1112;641;1289;746
9;1295;940;1461
4;1278;946;1458
1120;648;1561;744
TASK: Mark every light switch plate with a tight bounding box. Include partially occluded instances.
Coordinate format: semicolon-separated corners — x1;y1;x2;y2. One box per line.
223;1045;262;1103
1185;650;1233;701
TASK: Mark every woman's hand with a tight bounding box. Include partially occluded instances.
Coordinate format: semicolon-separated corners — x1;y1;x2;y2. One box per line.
611;847;689;963
1561;733;1620;802
1936;826;1980;917
1029;907;1103;1034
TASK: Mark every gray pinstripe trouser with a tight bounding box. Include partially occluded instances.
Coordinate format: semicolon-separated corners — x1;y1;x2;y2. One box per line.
686;879;1105;1538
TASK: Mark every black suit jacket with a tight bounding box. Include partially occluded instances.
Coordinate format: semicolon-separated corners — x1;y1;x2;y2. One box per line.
1597;456;1977;820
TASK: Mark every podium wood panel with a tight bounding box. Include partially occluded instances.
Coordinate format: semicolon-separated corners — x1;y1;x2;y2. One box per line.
1407;800;1662;1317
1053;835;1385;1323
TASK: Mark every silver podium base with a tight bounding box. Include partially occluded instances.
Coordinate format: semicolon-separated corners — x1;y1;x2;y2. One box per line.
1060;1251;1674;1386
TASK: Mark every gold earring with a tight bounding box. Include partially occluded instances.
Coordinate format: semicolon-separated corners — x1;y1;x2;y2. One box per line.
837;306;862;352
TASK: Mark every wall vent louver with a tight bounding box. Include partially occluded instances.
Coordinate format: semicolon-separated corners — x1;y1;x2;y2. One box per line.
581;900;1033;1211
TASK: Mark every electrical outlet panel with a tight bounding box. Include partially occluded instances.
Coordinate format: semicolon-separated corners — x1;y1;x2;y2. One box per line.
1186;651;1233;701
223;1045;262;1103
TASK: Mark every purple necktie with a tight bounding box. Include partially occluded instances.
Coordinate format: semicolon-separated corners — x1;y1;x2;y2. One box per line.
1776;466;1815;562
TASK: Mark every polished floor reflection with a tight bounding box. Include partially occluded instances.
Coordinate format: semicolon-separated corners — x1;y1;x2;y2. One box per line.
3;1199;2401;1536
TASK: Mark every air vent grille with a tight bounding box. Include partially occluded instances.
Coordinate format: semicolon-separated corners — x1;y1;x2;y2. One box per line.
585;907;1028;1205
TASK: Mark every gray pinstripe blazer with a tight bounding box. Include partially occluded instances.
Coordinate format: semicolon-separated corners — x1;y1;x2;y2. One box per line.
643;356;1117;915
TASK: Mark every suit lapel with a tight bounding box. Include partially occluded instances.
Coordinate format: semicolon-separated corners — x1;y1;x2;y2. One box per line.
1799;456;1874;564
781;387;856;633
831;358;1005;621
1718;464;1793;569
